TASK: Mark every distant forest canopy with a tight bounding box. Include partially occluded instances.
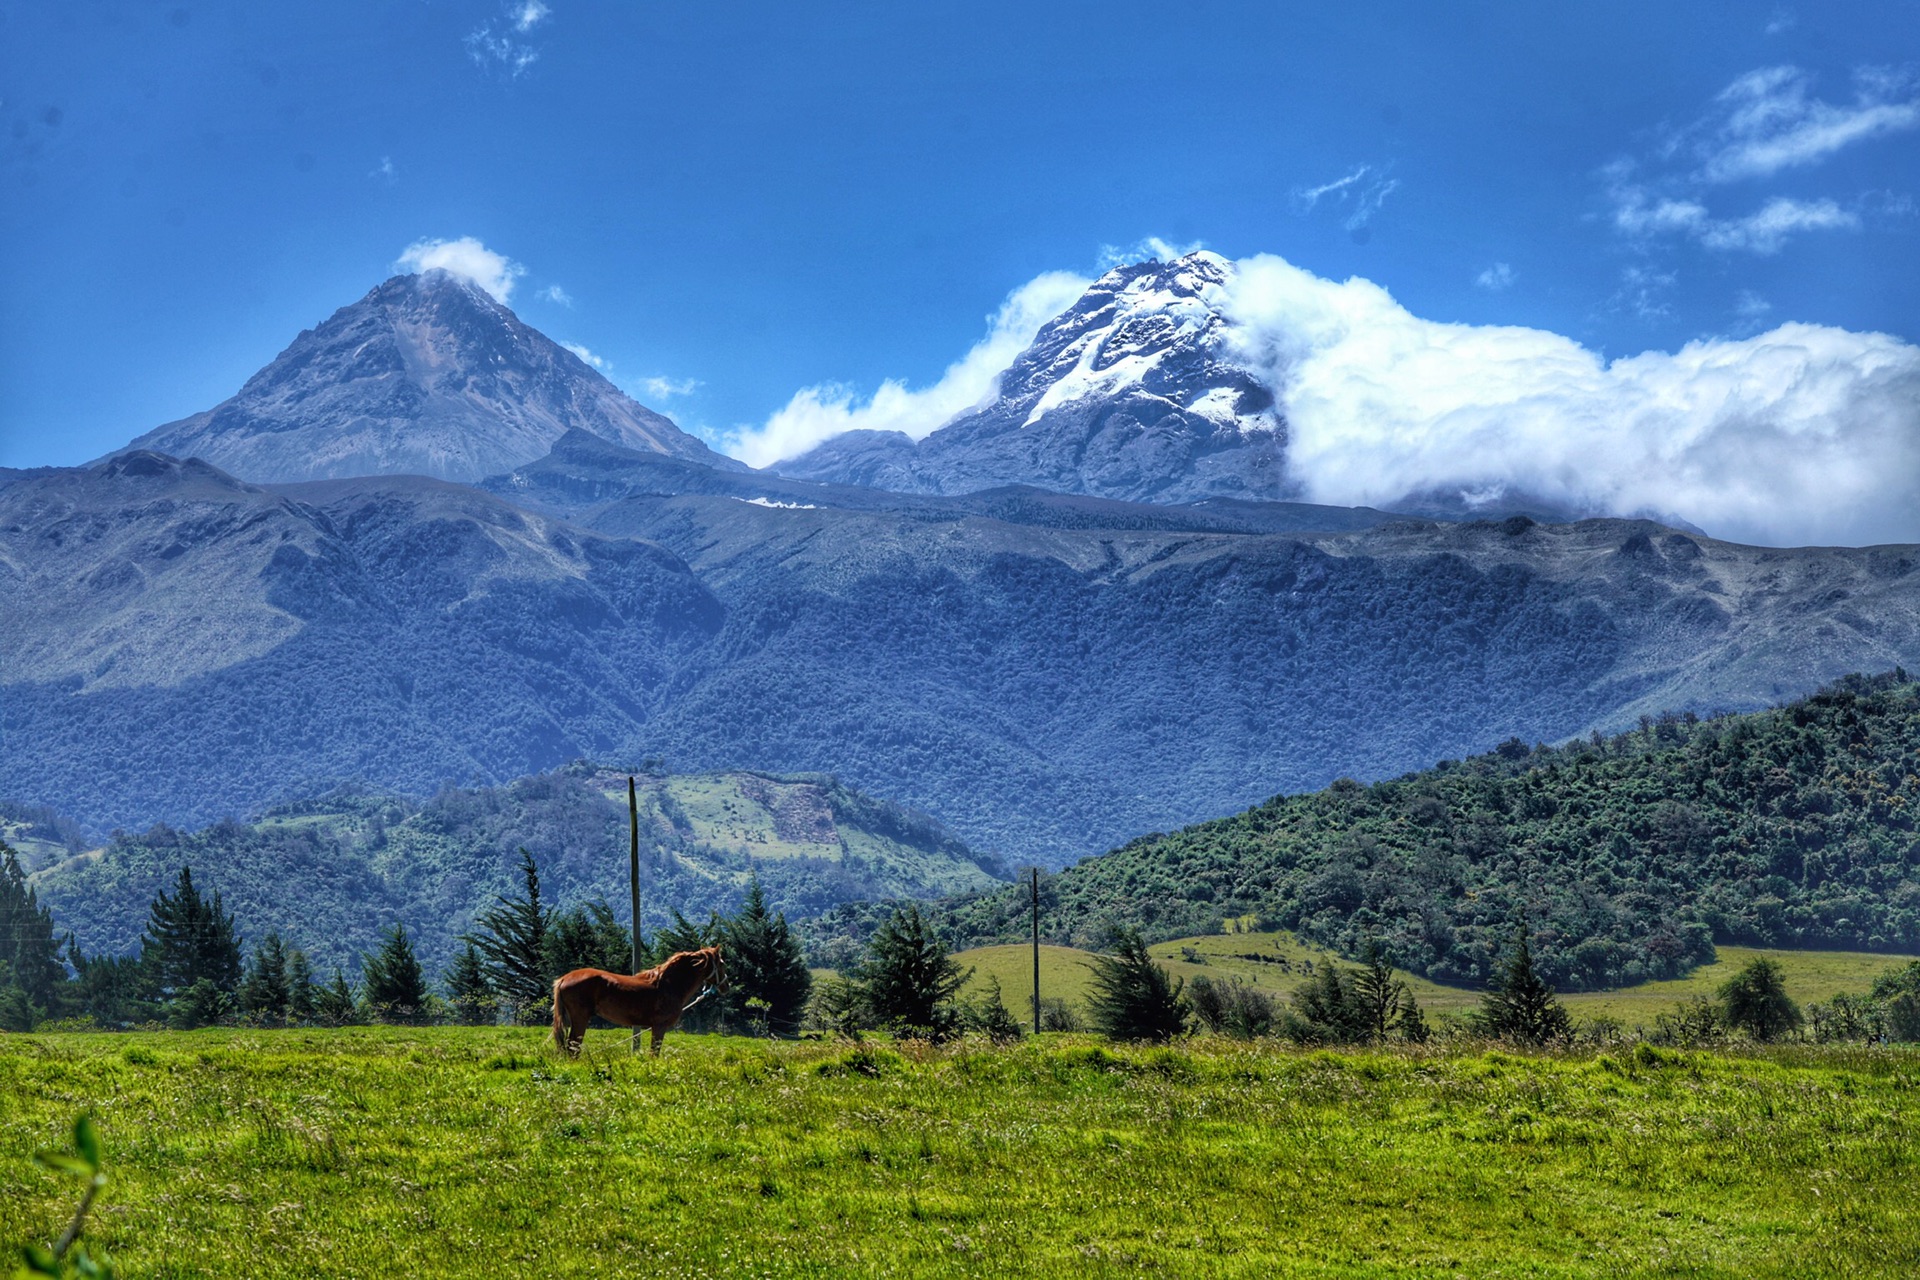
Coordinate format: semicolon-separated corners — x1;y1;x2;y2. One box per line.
27;764;1005;975
938;672;1920;992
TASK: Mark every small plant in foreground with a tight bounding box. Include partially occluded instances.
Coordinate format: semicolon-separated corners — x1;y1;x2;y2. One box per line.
19;1116;114;1279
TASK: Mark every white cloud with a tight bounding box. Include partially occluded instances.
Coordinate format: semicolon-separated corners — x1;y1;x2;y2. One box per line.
1611;265;1678;321
1610;181;1856;254
394;236;525;303
1604;65;1908;259
1475;263;1515;291
562;342;606;370
1734;290;1772;320
1293;164;1399;234
467;2;549;77
641;376;700;400
540;284;573;307
1697;196;1858;252
1214;254;1920;547
1096;236;1205;271
1765;8;1796;35
368;156;397;183
1700;66;1920;183
723;270;1093;469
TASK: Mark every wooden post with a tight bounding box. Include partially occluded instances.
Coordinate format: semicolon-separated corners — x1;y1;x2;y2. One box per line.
1031;867;1041;1035
629;775;642;1055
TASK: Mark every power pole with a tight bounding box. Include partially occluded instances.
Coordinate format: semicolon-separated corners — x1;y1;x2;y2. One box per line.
629;775;642;1054
1031;867;1041;1035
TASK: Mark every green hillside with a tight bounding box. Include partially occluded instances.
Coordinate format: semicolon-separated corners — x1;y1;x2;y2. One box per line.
31;763;1007;974
947;673;1920;990
957;933;1919;1029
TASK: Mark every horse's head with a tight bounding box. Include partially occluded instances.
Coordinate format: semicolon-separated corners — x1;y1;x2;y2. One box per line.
704;945;729;994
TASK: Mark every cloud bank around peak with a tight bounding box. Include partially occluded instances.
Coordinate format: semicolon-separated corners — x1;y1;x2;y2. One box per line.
723;270;1092;469
736;248;1920;547
394;237;525;303
1216;254;1920;548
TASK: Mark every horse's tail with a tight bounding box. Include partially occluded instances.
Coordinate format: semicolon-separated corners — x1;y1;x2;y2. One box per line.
550;976;570;1052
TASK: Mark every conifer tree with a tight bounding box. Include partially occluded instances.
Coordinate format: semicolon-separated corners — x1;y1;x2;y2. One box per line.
1352;941;1416;1042
1288;963;1372;1043
1086;930;1187;1043
1480;921;1570;1045
0;842;63;1014
314;968;361;1026
857;903;969;1039
444;941;495;1025
285;949;316;1025
464;849;551;1024
141;866;242;999
543;901;632;978
361;924;430;1023
238;932;291;1025
721;881;812;1036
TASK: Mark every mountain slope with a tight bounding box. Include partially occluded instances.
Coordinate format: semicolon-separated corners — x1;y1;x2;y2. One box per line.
942;674;1920;991
777;252;1292;503
0;452;721;826
29;764;1008;974
118;270;735;484
4;451;1919;868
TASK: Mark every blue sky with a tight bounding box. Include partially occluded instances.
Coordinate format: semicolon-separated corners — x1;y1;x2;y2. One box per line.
3;0;1917;474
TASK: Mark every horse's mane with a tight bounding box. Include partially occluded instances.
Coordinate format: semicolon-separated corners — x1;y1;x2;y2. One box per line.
646;946;715;983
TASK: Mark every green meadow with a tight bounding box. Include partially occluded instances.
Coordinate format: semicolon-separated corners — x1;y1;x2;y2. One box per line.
958;935;1919;1029
6;1028;1920;1278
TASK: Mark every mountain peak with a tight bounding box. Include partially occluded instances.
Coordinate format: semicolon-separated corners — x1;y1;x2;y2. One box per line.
116;274;738;485
777;251;1288;503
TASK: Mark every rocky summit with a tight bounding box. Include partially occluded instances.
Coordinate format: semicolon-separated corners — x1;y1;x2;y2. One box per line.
116;269;737;485
777;252;1292;503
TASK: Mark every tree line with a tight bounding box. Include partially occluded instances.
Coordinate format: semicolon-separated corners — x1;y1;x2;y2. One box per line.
0;844;814;1035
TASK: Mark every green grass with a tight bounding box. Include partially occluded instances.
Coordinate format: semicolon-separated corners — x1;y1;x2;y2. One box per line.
5;1029;1920;1277
959;934;1920;1028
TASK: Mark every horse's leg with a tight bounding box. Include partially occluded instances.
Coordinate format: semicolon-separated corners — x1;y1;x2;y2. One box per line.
650;1024;666;1056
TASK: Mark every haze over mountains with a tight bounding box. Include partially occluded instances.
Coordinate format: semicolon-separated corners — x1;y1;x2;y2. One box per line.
5;258;1919;881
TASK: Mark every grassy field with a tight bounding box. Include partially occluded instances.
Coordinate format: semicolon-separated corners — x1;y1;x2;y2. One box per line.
6;1029;1920;1277
957;934;1919;1029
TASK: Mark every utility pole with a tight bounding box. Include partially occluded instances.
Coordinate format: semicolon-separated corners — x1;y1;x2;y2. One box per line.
629;775;642;1055
1031;867;1041;1035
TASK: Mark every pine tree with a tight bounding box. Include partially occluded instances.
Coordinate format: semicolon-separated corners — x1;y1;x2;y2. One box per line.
1720;957;1803;1042
238;932;291;1026
1086;931;1187;1043
464;849;551;1024
721;881;812;1037
1288;963;1371;1043
1480;921;1571;1045
543;901;632;978
361;924;430;1024
1352;941;1412;1043
141;866;242;999
285;949;316;1025
444;941;495;1025
314;968;361;1027
0;842;63;1012
967;976;1025;1044
857;903;969;1039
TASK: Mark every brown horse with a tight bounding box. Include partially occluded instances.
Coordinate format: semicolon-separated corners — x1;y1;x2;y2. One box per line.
550;945;727;1056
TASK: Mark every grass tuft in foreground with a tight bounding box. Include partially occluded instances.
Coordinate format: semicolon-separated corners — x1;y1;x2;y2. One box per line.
4;1028;1919;1278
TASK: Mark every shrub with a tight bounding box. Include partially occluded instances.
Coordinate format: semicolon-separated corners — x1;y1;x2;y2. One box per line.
1719;957;1802;1042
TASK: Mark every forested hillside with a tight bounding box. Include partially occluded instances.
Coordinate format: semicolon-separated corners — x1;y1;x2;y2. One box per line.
945;674;1920;991
31;764;1005;973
